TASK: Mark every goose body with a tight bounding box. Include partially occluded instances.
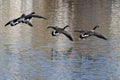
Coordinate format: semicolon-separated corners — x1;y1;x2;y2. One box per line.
47;25;73;41
74;26;107;40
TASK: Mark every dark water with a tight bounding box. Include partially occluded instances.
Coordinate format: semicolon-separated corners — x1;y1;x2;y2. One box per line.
0;0;120;80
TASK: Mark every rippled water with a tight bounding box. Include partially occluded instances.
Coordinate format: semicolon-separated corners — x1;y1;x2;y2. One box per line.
0;0;120;80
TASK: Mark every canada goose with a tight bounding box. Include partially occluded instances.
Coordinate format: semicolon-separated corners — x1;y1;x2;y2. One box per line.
47;25;73;41
5;12;47;27
74;25;107;40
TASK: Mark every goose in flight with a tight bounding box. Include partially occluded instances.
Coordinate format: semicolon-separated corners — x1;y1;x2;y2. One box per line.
5;12;47;27
47;25;73;41
74;25;107;40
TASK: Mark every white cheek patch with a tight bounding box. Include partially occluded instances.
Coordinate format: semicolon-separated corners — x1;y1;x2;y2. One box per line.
53;31;59;36
55;33;60;36
81;34;89;37
81;34;85;37
85;34;89;37
53;31;56;35
91;30;95;32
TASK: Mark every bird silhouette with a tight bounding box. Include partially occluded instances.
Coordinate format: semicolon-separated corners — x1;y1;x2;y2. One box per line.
5;12;47;27
47;25;73;41
74;25;107;40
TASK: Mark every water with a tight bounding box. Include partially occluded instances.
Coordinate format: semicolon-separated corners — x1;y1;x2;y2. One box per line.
0;0;120;80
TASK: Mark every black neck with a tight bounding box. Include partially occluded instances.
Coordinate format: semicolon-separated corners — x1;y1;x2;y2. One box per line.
93;26;99;30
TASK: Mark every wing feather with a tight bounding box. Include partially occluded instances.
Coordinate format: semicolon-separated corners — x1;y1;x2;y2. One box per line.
25;15;47;20
94;32;107;40
47;26;57;30
62;31;73;41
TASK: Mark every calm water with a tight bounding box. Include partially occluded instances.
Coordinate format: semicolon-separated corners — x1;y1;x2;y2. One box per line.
0;0;120;80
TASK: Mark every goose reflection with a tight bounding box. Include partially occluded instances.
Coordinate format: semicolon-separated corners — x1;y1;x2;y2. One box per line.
50;47;73;60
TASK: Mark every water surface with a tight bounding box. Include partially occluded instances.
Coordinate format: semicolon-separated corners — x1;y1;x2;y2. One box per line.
0;0;120;80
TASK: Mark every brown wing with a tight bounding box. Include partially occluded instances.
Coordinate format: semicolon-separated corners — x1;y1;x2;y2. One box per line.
61;31;73;41
93;32;107;40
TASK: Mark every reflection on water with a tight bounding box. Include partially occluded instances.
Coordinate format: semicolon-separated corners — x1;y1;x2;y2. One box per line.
0;0;120;80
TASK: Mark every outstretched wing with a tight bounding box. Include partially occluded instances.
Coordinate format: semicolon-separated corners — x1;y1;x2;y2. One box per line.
47;26;56;30
63;25;70;30
61;31;73;41
94;32;107;40
25;15;47;20
74;29;86;33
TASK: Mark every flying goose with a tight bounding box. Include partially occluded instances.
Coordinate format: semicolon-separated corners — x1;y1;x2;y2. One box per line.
47;25;73;41
5;12;47;27
74;25;107;40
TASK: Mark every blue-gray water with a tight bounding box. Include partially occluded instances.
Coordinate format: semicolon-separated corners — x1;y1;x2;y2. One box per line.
0;0;120;80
